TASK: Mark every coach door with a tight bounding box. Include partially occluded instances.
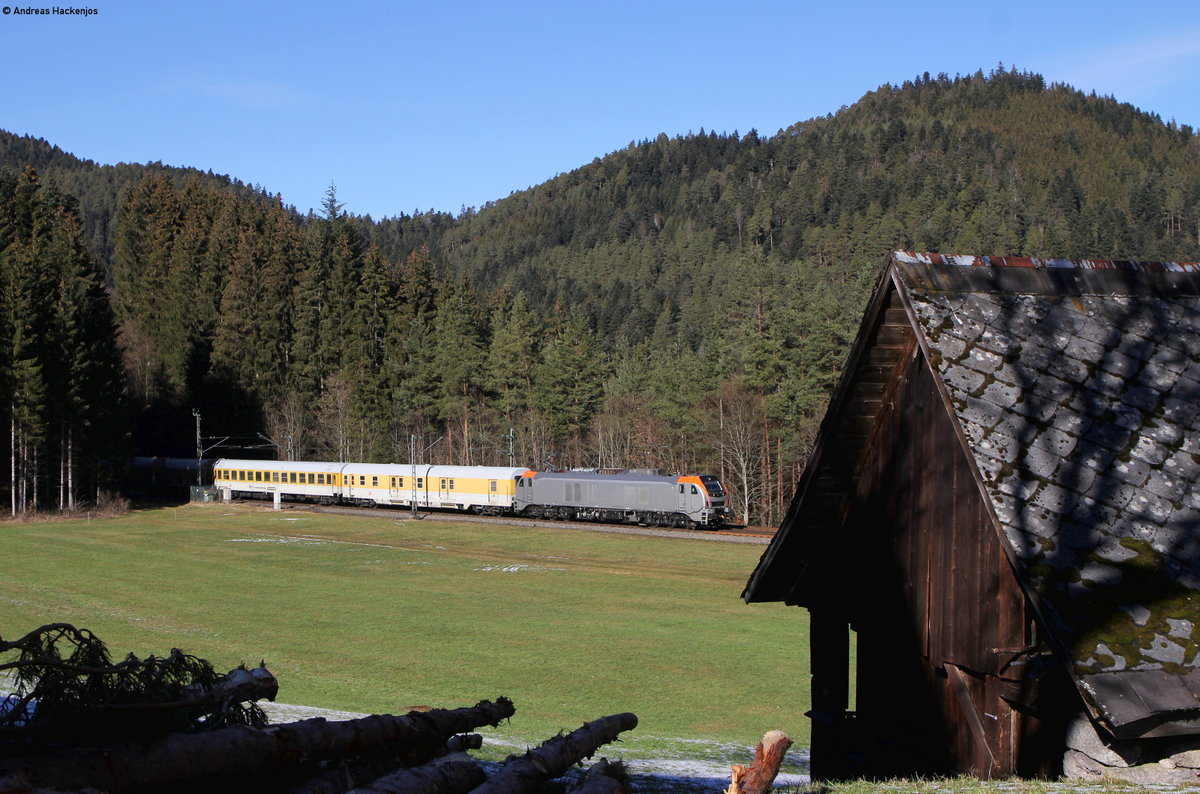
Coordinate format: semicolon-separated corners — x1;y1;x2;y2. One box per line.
487;479;499;506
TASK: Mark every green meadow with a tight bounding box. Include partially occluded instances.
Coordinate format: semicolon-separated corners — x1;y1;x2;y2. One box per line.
0;505;810;765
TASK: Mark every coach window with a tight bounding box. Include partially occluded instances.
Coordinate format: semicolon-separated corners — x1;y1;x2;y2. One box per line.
449;479;455;489
255;471;262;482
317;474;325;485
372;476;378;487
416;477;424;489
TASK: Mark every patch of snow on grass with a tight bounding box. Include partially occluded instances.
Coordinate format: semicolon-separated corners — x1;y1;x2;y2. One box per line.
226;536;331;545
225;535;399;550
474;563;566;573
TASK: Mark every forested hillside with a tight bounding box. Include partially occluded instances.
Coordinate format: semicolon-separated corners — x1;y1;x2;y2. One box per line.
3;67;1199;522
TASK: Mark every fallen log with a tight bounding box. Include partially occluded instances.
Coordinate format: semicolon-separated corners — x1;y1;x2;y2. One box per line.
97;664;279;716
282;737;484;794
472;712;637;794
568;758;629;794
345;756;485;794
2;624;276;742
1;698;515;793
726;730;792;794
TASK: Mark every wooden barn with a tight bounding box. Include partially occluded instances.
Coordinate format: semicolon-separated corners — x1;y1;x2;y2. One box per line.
743;252;1200;781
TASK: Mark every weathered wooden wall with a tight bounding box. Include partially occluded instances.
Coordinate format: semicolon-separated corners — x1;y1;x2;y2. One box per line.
811;341;1046;779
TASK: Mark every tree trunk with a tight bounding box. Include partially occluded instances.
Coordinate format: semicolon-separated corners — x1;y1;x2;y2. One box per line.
10;412;16;517
1;698;515;793
66;426;74;511
471;712;637;794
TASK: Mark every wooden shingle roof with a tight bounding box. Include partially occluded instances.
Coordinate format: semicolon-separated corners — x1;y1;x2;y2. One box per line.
745;251;1200;739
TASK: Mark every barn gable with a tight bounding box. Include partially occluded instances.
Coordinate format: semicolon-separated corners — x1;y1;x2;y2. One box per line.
744;252;1200;779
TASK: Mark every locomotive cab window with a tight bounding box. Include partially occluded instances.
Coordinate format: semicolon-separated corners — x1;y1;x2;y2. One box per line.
691;485;699;495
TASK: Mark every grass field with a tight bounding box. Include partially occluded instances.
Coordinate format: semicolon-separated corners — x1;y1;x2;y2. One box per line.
0;504;810;784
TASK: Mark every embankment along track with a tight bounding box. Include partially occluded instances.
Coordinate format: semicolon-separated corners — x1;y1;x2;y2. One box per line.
223;499;775;545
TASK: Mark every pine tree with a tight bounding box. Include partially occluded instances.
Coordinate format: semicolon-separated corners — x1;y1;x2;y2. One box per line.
534;311;605;463
0;168;126;513
430;276;487;464
485;291;540;422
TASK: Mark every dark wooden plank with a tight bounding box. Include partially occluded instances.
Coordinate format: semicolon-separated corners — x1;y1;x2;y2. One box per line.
946;664;997;775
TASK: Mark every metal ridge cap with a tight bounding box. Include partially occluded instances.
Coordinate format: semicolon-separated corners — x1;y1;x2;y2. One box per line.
892;251;1200;273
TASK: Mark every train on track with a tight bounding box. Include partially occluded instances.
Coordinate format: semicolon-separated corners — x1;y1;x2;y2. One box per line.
199;459;734;529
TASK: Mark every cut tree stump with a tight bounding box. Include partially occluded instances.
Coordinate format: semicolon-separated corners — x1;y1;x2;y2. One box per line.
726;730;792;794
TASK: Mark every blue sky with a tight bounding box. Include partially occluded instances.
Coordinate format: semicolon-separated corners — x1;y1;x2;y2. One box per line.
3;0;1199;220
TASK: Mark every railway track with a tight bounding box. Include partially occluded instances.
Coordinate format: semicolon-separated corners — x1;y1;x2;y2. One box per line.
223;499;776;544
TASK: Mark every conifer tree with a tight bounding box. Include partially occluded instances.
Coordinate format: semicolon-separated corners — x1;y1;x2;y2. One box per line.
0;168;125;513
534;311;605;463
485;291;540;422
